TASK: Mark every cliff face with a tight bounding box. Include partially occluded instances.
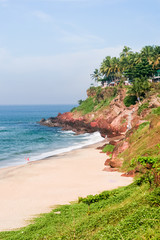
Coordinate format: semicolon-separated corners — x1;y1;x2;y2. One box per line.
39;86;160;175
39;87;141;138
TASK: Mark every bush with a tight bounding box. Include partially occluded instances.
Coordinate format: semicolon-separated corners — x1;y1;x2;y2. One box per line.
78;191;110;205
136;156;160;187
124;95;137;107
102;144;115;153
147;187;160;206
152;107;160;115
138;102;149;115
138;121;150;130
76;97;96;114
70;107;76;112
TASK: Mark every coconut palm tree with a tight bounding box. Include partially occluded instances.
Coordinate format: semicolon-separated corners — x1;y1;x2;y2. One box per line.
152;45;160;67
140;46;154;64
100;56;112;77
90;69;101;82
120;46;132;58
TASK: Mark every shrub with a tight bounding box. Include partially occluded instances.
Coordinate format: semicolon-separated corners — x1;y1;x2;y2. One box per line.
78;99;83;105
138;102;149;115
102;144;115;153
70;107;76;112
76;97;96;114
78;191;110;205
136;156;160;187
147;187;160;206
138;121;150;131
123;95;137;107
152;107;160;115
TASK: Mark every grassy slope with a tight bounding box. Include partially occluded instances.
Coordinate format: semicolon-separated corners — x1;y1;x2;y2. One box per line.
0;183;160;240
120;113;160;172
72;86;117;115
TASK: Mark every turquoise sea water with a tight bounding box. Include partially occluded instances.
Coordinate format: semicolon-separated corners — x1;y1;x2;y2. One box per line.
0;105;103;168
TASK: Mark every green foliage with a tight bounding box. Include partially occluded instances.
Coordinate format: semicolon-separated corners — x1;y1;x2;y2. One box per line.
119;114;160;172
138;102;149;115
123;95;137;107
70;107;76;112
137;121;150;130
90;68;102;82
152;107;160;115
137;156;158;166
147;187;160;206
78;99;83;105
102;144;115;153
124;57;154;80
127;77;151;101
78;191;110;205
1;184;160;240
76;97;96;115
75;87;117;114
133;156;160;188
94;45;160;91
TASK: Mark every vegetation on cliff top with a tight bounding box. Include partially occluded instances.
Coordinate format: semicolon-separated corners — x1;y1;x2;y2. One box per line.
92;45;160;104
91;45;160;84
72;86;117;115
73;45;160;112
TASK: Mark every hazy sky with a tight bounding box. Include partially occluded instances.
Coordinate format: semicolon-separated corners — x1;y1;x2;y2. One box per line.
0;0;160;105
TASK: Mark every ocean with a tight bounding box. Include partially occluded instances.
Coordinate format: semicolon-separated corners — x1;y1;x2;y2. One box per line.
0;105;103;168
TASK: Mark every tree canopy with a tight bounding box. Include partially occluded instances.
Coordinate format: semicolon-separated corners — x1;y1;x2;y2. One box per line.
91;45;160;84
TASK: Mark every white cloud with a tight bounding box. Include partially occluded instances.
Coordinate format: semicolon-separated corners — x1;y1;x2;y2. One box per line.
60;31;105;44
0;46;123;74
32;10;53;22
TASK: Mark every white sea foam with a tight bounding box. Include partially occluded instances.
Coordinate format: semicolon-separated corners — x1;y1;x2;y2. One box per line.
29;132;104;162
0;131;104;169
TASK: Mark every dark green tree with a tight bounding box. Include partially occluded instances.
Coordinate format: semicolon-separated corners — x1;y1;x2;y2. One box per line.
127;77;150;103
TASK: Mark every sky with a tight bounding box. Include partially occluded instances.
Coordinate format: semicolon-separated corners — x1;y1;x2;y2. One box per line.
0;0;160;105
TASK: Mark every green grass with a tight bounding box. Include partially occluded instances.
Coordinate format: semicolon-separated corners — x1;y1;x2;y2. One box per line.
138;102;149;115
74;87;117;115
152;107;160;115
137;121;150;131
119;115;160;172
102;144;115;153
0;183;160;240
75;97;97;115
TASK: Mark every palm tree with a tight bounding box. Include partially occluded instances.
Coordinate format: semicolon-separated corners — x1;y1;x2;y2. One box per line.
127;77;150;103
120;46;132;58
100;56;112;77
152;45;160;67
119;47;133;74
140;46;154;64
90;69;101;82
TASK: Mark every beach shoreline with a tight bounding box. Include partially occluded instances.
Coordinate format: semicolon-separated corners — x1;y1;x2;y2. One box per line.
0;140;132;231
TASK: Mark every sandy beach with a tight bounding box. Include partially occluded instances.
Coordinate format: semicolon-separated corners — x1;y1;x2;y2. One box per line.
0;142;133;231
